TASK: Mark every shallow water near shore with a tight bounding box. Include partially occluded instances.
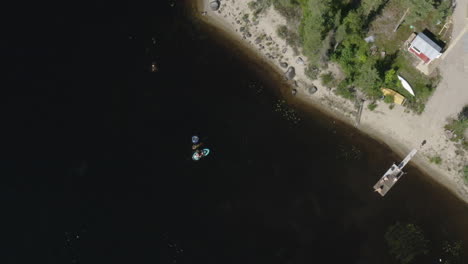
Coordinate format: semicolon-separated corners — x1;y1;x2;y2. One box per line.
5;1;468;263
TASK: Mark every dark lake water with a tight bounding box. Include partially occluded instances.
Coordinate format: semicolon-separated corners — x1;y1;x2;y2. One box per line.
3;1;468;263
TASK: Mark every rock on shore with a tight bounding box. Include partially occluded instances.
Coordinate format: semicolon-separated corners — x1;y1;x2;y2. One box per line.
210;1;220;11
285;66;295;80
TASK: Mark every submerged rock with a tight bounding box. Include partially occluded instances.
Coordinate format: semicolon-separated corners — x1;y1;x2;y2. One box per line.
285;66;295;80
210;1;220;11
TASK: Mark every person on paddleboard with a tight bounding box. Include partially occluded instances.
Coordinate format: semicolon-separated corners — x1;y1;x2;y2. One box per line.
192;135;203;149
191;135;210;161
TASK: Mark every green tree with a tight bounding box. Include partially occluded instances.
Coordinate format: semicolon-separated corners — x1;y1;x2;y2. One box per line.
354;60;382;98
360;0;386;15
298;0;341;64
299;2;324;64
385;222;429;264
342;10;364;35
432;0;453;24
384;68;398;87
401;0;436;25
441;241;462;264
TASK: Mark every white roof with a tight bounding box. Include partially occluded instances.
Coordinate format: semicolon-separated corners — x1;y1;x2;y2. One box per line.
410;33;442;60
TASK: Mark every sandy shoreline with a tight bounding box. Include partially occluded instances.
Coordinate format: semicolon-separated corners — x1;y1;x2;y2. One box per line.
193;0;468;203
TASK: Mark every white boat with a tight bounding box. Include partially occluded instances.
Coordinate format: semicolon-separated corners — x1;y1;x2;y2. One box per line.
397;75;415;96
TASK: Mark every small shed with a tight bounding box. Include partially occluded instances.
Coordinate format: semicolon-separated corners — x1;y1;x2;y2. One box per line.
408;32;443;64
381;88;406;105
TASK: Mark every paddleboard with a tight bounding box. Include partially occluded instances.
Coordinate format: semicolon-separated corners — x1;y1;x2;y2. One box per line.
202;148;210;156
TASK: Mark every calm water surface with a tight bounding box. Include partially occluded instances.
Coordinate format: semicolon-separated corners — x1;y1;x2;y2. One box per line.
3;1;468;264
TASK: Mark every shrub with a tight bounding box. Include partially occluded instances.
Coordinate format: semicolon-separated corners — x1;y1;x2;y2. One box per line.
320;72;335;87
442;240;462;264
335;87;354;99
276;25;301;50
242;14;250;23
272;0;302;24
445;118;468;141
459;105;468;119
304;64;320;80
368;102;378;111
385;222;429;264
248;0;273;17
445;105;468;150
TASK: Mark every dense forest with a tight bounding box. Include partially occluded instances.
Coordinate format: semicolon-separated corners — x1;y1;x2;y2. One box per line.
249;0;454;113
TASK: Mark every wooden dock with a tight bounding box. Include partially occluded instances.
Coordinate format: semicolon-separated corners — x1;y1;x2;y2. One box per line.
373;149;417;196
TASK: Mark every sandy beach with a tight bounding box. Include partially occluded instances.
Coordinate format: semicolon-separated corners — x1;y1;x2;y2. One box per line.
194;0;468;203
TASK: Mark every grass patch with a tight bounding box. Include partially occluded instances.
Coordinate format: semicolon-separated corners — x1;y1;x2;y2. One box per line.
370;0;414;54
445;105;468;150
429;156;442;165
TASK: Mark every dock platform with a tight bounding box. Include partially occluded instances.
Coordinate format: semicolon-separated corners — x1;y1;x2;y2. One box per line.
373;149;417;196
